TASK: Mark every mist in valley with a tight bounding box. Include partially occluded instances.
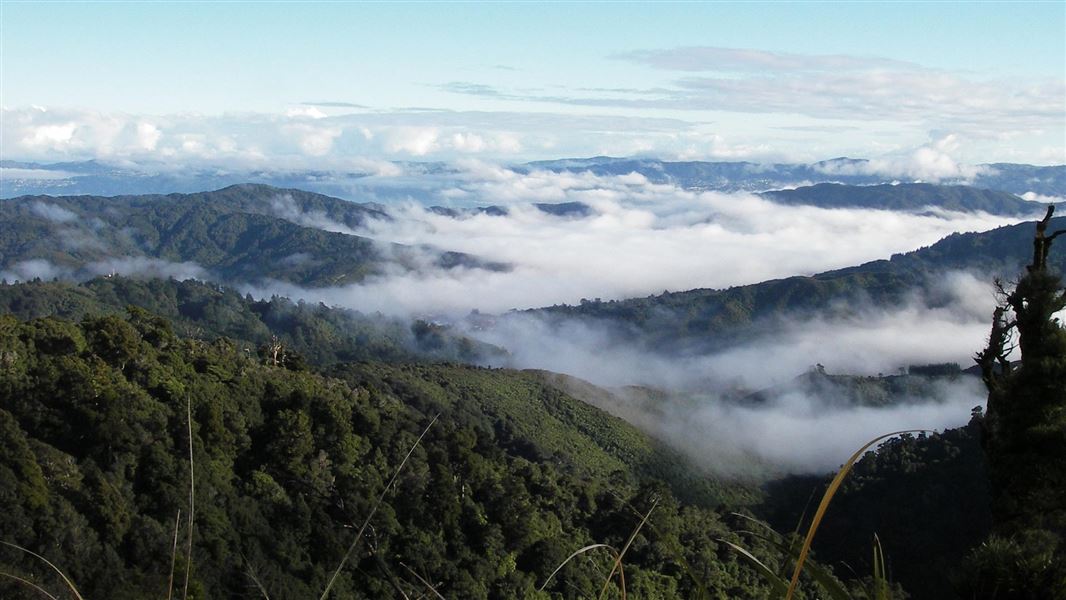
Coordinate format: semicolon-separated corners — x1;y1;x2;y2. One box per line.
226;169;1016;476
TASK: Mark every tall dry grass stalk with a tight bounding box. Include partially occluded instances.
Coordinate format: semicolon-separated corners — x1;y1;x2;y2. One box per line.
167;509;182;600
0;541;86;600
399;561;446;600
183;397;196;600
783;429;927;600
318;413;439;600
242;556;272;600
597;500;657;600
540;500;658;600
0;570;61;600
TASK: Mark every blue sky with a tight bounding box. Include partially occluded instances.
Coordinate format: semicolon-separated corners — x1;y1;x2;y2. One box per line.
3;1;1064;167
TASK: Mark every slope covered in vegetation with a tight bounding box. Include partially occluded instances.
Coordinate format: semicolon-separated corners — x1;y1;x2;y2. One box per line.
761;183;1041;215
0;310;793;600
531;216;1066;353
0;276;495;366
0;184;504;287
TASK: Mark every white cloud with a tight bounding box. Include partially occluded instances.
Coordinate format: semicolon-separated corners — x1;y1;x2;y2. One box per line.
30;202;78;223
465;271;998;476
22;122;77;150
269;193;360;235
0;259;69;282
1021;191;1065;203
441;47;1064;154
0;257;208;283
135;122;162;151
382;126;441;156
614;46;922;73
283;122;343;156
285;106;329;119
5;101;1059;167
241;167;1019;316
816;134;994;182
665;378;984;476
0;167;78;181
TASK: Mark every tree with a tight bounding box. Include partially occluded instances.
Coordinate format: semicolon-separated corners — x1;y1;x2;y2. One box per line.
969;206;1066;599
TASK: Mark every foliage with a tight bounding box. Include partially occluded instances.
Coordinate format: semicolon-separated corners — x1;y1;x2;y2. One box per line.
531;216;1066;354
0;310;785;599
0;276;498;366
762;183;1037;215
0;184;504;287
760;416;991;600
969;207;1066;599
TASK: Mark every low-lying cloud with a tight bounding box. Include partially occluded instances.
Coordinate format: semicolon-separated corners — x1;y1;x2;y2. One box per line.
473;271;997;390
0;257;208;283
260;167;1020;315
235;168;1011;476
472;271;996;476
816;134;994;182
658;378;984;477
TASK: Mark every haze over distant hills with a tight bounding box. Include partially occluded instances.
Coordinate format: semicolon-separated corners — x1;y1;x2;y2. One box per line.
525;215;1066;355
0;181;1050;298
0;184;506;287
2;156;1063;201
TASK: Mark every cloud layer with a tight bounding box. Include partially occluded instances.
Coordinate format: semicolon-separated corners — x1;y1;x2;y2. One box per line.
250;166;1020;315
474;271;997;476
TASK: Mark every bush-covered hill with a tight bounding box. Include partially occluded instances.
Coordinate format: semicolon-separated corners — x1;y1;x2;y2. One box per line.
0;276;497;366
528;216;1066;353
760;183;1042;215
522;158;1066;197
0;184;505;287
759;419;992;600
0;310;800;600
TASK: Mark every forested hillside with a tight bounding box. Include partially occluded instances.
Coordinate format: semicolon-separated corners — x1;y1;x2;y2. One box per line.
531;216;1066;353
760;183;1042;215
0;184;504;286
0;310;808;599
0;276;496;366
761;420;992;600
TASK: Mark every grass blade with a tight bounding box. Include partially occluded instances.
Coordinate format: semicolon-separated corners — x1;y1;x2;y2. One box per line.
319;414;438;600
734;524;852;600
597;500;657;600
167;509;181;600
539;544;619;592
717;539;788;597
242;555;272;600
0;571;60;600
399;561;446;600
0;541;85;600
872;534;889;600
183;397;196;600
784;430;927;600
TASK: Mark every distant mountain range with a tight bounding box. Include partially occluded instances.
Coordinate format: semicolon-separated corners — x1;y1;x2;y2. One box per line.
760;182;1044;215
523;156;1066;196
0;184;506;286
524;215;1066;354
3;156;1063;200
4;182;1049;292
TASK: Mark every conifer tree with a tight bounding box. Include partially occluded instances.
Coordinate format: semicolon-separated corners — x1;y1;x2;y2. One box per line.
971;206;1066;599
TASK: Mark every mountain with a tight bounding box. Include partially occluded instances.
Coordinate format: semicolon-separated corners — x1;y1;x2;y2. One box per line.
741;362;974;408
760;182;1044;216
525;216;1066;354
0;309;773;599
0;184;505;287
4;157;1063;200
429;201;593;219
0;276;500;366
524;157;1066;197
760;419;992;600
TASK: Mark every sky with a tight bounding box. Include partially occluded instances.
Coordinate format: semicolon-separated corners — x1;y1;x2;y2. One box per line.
2;1;1065;167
